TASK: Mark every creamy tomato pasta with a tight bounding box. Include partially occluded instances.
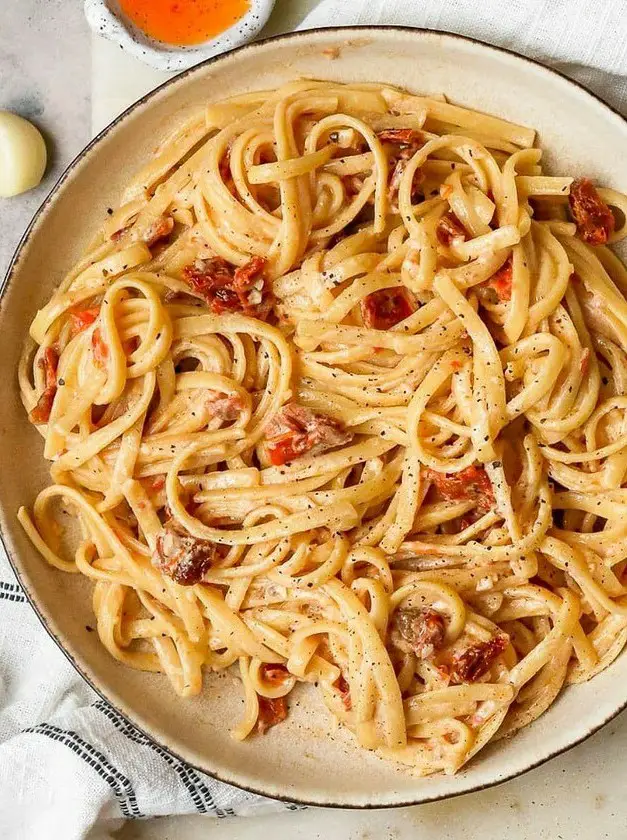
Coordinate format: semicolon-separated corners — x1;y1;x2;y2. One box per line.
18;80;627;775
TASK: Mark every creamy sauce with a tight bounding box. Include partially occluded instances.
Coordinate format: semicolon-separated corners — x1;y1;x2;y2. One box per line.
118;0;250;47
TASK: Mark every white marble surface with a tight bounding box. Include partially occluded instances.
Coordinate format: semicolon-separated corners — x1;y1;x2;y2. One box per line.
0;0;90;271
2;2;627;838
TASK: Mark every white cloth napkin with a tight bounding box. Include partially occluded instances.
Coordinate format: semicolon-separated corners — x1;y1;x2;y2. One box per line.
0;553;297;840
299;0;627;115
1;2;626;839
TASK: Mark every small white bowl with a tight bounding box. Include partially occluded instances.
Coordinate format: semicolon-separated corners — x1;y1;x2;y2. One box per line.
84;0;277;72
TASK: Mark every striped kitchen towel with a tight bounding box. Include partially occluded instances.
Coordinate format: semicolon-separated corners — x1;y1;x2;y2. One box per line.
0;550;298;840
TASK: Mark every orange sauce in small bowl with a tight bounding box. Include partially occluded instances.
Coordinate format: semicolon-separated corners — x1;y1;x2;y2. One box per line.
118;0;251;47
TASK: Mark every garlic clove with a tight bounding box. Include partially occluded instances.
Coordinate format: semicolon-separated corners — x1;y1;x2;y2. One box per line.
0;111;47;198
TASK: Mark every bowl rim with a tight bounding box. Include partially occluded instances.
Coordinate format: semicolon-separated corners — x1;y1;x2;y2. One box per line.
2;24;627;809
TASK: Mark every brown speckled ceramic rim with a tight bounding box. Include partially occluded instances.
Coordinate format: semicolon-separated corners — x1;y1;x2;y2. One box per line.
1;26;626;809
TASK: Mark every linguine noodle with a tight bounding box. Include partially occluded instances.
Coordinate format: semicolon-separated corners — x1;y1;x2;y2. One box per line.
17;80;627;776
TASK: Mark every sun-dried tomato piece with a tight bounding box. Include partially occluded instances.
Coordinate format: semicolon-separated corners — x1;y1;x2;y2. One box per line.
41;346;58;384
436;212;467;246
390;608;446;659
361;286;415;330
29;346;59;424
342;174;362;197
335;674;352;710
69;306;100;338
182;256;272;319
232;256;272;317
148;475;166;492
143;214;174;247
183;256;234;298
459;512;480;531
256;696;288;734
111;222;133;241
111;212;172;244
30;390;56;425
91;328;109;368
219;145;232;183
123;336;140;356
580;347;591;376
394;156;425;203
377;128;424;147
266;434;311;465
265;404;352;466
425;465;495;514
448;636;508;683
376;129;425;206
389;159;424;204
206;390;244;422
482;257;513;302
261;663;290;685
152;519;218;586
569;178;615;245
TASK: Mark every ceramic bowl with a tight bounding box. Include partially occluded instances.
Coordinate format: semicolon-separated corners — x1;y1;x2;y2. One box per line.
83;0;276;72
2;27;627;808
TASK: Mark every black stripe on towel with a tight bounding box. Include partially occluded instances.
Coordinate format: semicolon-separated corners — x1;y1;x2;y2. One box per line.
93;699;220;815
23;722;142;818
0;580;26;603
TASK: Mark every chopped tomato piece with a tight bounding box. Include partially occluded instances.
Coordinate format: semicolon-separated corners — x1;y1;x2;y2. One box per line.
361;286;415;330
153;519;218;586
123;336;140;356
377;129;425;206
182;256;272;319
569;178;615;245
143;214;174;247
29;346;59;424
447;636;508;684
388;159;424;205
459;514;478;531
265;403;352;466
91;328;109;368
342;174;376;202
183;256;234;298
256;696;288;734
261;663;290;685
41;346;58;384
219;144;239;197
425;465;494;514
482;258;513;302
390;608;446;659
69;306;99;338
233;256;267;299
149;475;166;492
436;212;467;246
267;433;311;466
335;675;352;711
111;222;132;241
219;145;232;182
580;347;591;375
206;390;244;422
377;128;424;147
